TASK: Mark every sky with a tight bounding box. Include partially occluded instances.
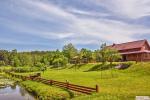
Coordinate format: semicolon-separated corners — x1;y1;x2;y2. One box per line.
0;0;150;51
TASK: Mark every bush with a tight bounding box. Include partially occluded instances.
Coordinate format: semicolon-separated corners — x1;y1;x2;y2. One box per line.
35;62;45;68
0;61;5;66
52;57;68;67
121;61;135;66
11;67;41;73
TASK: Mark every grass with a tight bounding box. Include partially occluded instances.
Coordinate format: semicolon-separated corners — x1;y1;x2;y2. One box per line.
21;81;70;100
13;62;150;100
1;72;71;100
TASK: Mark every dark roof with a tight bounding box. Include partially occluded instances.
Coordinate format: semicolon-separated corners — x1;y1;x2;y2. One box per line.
107;39;150;51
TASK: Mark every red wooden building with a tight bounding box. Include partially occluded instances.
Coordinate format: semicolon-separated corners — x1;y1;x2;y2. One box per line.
107;39;150;61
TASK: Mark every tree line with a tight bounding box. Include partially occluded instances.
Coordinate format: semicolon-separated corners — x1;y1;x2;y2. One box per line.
0;43;121;68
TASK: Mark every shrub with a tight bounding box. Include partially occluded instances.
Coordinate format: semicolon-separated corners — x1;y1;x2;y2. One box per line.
121;61;135;66
11;67;41;73
35;62;45;68
0;61;5;66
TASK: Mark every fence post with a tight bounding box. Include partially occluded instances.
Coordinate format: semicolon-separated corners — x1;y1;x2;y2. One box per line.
96;85;99;92
66;80;69;89
50;80;53;85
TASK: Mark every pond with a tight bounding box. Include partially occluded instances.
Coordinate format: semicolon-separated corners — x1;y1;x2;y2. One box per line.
0;76;35;100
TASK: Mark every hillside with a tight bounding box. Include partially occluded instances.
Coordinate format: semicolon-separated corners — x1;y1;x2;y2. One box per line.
12;62;150;100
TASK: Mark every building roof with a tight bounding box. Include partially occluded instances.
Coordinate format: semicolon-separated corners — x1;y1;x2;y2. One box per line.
120;50;150;55
107;39;150;51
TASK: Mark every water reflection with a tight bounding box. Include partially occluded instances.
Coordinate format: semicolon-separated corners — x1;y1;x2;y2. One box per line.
0;84;35;100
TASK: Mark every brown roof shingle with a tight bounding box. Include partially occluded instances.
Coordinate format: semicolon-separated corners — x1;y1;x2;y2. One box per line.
107;39;149;51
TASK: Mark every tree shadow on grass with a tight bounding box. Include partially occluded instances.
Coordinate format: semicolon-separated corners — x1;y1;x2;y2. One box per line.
84;64;102;72
50;66;68;70
50;64;87;70
84;64;115;72
68;64;86;69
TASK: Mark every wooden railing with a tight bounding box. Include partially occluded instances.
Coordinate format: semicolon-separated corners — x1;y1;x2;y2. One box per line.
5;72;99;94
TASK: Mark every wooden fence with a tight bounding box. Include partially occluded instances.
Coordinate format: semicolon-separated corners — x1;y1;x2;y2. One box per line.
6;72;99;94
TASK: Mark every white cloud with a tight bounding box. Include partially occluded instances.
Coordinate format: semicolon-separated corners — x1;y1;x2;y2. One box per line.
66;7;109;17
24;0;73;18
1;0;150;47
94;0;150;19
0;17;73;40
71;17;150;43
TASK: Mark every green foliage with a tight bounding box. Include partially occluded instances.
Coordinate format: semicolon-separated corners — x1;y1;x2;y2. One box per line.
52;57;68;67
13;57;21;67
98;43;121;64
79;48;93;63
93;43;121;72
52;50;68;67
106;48;121;64
62;43;78;62
18;54;32;66
120;61;135;66
0;50;9;66
99;43;108;64
35;62;45;68
0;43;123;68
0;49;69;68
41;56;49;66
0;61;5;66
11;67;41;73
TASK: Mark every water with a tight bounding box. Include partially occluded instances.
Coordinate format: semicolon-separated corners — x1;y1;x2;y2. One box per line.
0;77;35;100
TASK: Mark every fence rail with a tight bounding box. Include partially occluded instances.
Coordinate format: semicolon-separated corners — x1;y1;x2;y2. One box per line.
5;72;99;94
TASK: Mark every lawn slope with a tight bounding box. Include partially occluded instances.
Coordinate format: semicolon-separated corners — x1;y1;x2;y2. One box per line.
14;62;150;100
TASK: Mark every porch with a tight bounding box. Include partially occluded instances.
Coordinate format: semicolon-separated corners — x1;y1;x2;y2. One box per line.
120;50;150;61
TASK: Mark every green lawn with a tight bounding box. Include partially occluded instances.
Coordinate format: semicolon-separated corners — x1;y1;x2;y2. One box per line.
14;62;150;100
21;81;70;100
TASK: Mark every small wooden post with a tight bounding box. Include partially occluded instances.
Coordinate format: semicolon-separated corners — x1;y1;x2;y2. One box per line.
96;85;99;93
66;80;69;89
50;80;53;85
25;76;28;80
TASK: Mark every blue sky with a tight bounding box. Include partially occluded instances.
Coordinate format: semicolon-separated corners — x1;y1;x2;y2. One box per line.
0;0;150;51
